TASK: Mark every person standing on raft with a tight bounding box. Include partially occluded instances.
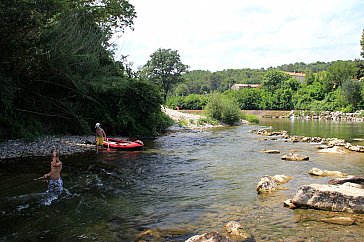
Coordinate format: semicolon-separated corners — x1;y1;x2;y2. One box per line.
43;147;63;194
95;122;107;153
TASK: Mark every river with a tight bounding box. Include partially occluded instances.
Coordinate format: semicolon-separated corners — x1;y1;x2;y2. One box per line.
1;119;364;241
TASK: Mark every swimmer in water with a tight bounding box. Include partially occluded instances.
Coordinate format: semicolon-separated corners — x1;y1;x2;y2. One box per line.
43;147;63;194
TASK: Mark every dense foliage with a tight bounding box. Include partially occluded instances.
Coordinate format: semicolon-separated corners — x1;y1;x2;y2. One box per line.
204;93;241;125
168;46;364;112
142;48;188;101
0;0;170;140
167;65;364;112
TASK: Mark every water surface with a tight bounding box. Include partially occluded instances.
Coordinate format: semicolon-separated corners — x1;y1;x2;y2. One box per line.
1;122;364;241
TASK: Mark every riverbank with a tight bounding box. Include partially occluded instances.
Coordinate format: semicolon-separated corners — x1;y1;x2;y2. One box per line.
162;107;226;130
0;108;210;160
243;109;364;122
1;108;361;160
0;135;95;160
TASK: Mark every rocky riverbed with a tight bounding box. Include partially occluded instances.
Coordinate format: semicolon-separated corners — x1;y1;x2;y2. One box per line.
0;135;96;160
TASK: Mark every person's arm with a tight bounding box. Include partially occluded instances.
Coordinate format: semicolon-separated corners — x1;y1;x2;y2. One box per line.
43;171;51;178
103;129;107;140
53;159;62;167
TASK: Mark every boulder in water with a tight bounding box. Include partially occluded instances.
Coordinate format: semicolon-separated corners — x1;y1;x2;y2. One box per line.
256;175;292;194
281;153;309;161
320;216;356;226
291;183;364;213
308;167;347;177
317;146;347;154
224;221;251;240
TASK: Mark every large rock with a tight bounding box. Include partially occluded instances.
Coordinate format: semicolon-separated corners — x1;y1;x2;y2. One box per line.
291;183;364;213
281;153;309;161
308;167;347;177
317;146;348;154
256;176;278;194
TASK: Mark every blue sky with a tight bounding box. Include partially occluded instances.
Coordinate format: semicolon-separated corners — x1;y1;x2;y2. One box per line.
113;0;364;71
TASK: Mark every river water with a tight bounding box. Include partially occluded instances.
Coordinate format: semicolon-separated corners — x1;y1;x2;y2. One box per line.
1;120;364;241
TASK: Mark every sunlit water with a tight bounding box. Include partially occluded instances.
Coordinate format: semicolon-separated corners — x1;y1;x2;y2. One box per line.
1;121;364;241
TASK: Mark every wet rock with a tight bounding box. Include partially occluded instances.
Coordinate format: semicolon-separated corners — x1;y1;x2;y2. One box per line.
320;216;356;226
135;228;188;241
328;176;364;186
261;149;280;154
256;175;292;194
185;231;233;242
290;136;300;142
283;199;297;209
256;176;278;194
281;153;309;161
301;136;323;143
308;167;347;177
327;139;347;147
291;183;364;213
224;221;251;240
348;145;364;152
317;146;348;154
316;144;332;149
272;174;293;184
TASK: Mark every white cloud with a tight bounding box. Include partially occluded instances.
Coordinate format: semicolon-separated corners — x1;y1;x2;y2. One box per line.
113;0;364;71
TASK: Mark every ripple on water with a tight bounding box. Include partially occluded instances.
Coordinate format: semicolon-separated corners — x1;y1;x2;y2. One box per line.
1;125;364;241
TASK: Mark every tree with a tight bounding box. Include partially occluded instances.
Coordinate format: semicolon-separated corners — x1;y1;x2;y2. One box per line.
261;70;290;92
0;0;171;139
175;83;189;96
143;48;188;101
328;60;357;88
340;79;361;109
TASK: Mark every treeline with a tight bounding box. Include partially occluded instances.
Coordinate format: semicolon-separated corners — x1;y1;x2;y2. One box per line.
0;0;171;140
167;59;364;112
173;59;364;97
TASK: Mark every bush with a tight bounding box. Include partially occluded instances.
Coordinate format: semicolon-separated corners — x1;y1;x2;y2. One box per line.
197;116;220;126
166;94;208;110
204;93;241;125
241;113;259;124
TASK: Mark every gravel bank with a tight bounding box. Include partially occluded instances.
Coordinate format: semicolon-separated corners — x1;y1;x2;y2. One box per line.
162;107;224;129
1;108;227;160
0;135;96;160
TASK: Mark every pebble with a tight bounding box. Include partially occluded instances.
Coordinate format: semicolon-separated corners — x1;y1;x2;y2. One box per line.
0;135;96;160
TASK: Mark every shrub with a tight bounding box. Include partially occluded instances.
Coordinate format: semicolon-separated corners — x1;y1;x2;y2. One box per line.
241;113;259;124
204;93;241;125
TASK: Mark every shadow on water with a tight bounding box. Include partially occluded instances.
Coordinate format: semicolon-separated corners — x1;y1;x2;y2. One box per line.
1;122;364;241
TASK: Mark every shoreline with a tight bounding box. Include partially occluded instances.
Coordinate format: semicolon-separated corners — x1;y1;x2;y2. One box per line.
0;135;96;160
1;108;362;160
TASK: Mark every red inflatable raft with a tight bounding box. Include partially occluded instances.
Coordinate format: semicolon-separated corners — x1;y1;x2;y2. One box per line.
103;138;144;150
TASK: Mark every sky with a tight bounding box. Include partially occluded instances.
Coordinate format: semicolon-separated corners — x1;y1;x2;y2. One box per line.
112;0;364;71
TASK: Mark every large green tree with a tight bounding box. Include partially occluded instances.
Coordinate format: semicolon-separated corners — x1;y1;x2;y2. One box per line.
261;70;291;92
327;60;357;88
0;0;170;139
143;48;188;101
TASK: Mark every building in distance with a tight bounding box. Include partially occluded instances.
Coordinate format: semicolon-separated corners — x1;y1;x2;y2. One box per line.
231;84;260;90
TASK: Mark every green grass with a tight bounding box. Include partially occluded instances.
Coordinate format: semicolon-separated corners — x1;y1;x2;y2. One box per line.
241;113;259;124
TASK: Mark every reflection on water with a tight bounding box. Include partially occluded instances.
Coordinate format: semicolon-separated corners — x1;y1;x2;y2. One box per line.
259;117;364;143
1;121;364;241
